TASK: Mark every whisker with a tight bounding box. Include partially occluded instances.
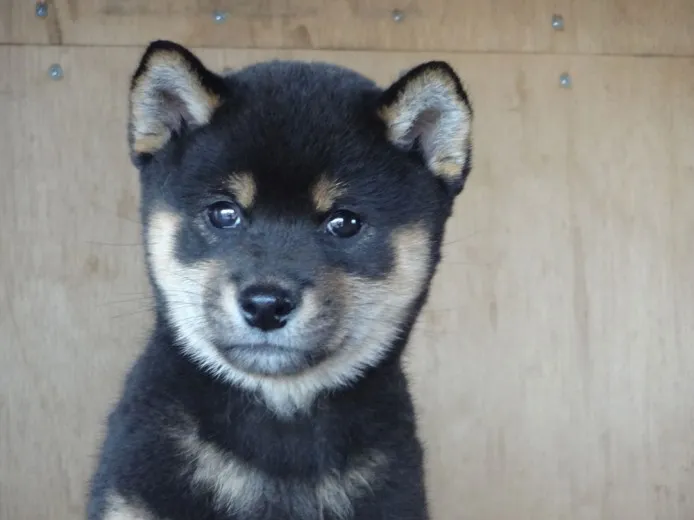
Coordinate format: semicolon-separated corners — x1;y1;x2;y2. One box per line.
153;268;223;298
440;259;492;267
90;203;141;225
86;240;142;247
110;308;155;321
99;297;155;307
441;227;489;247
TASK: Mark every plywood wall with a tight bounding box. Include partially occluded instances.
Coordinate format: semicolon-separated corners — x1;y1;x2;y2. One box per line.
1;44;693;520
2;0;694;55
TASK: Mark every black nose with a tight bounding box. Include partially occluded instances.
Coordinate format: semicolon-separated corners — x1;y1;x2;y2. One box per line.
239;285;297;331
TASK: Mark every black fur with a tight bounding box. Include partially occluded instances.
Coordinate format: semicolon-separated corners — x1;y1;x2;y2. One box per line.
87;323;428;520
87;41;472;520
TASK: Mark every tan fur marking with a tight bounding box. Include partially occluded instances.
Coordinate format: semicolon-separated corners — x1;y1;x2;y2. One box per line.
312;176;345;213
379;68;471;182
132;133;170;155
103;493;155;520
317;450;389;519
255;225;432;414
299;287;321;329
430;157;466;180
179;433;264;515
147;211;219;366
146;209;430;416
178;425;387;518
130;50;221;155
227;172;256;208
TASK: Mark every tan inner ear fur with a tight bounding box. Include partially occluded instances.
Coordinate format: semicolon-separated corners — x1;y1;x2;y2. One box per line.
379;68;471;182
130;50;221;155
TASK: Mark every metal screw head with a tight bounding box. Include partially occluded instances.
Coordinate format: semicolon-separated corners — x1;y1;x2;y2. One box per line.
551;14;564;30
213;10;228;23
559;73;571;88
48;64;63;80
392;9;405;22
35;2;48;18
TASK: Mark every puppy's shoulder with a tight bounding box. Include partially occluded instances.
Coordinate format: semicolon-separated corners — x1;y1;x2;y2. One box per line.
88;338;199;518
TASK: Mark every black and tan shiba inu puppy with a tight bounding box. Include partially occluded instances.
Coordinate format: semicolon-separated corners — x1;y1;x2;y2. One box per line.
86;40;473;520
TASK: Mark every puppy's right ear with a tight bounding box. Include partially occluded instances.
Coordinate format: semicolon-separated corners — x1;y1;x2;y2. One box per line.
128;40;228;164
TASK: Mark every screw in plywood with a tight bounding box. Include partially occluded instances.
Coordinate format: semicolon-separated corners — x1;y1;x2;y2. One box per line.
213;10;228;23
559;73;572;88
392;9;405;22
35;1;48;17
48;64;63;80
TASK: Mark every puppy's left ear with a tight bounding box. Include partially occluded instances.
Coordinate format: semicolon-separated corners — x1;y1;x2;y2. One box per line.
379;62;473;196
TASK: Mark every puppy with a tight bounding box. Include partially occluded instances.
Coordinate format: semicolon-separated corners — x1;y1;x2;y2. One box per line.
86;40;473;520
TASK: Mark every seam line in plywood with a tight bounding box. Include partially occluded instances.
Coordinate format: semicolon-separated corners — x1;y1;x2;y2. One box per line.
1;43;693;60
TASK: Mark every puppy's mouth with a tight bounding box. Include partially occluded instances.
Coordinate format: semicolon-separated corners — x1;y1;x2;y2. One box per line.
219;342;329;377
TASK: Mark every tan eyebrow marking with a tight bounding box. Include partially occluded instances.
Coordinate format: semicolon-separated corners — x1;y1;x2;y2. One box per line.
227;172;256;208
312;175;345;213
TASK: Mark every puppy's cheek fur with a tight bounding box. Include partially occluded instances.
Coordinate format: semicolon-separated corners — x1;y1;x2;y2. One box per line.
146;210;217;352
307;273;347;347
286;286;335;348
217;282;245;333
347;224;432;350
310;225;432;381
146;210;431;414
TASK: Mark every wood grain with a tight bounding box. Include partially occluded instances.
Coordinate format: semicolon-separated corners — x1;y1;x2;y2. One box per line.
410;54;694;520
1;46;693;520
0;46;148;520
2;0;694;55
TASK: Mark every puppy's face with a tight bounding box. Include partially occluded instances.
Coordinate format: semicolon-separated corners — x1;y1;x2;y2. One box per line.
129;42;473;407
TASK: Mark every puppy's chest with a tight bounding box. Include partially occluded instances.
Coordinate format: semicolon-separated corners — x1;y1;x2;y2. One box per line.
182;433;388;520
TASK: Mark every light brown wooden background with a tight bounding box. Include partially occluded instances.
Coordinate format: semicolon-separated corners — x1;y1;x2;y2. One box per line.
1;1;693;519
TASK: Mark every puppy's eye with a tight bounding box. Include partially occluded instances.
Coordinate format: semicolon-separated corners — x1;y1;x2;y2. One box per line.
207;201;242;229
325;210;362;238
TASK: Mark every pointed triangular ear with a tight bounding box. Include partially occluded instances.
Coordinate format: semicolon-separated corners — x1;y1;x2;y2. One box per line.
378;62;473;196
128;40;228;164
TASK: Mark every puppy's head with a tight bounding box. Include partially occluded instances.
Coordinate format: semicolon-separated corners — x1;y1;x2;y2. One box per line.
130;41;473;411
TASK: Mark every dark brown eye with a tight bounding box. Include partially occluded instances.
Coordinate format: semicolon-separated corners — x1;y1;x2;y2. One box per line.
207;201;242;229
325;210;362;238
